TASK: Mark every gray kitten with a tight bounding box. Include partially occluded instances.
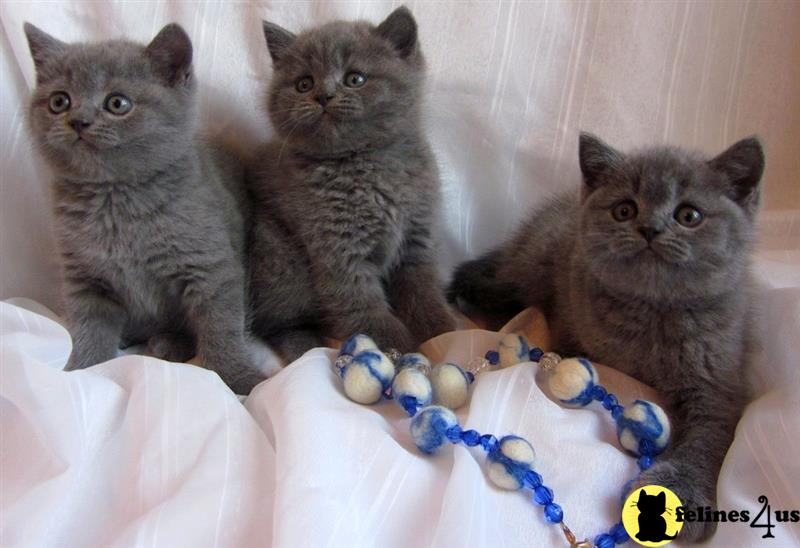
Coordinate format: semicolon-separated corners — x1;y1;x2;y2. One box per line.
248;6;455;358
449;133;764;542
24;23;264;394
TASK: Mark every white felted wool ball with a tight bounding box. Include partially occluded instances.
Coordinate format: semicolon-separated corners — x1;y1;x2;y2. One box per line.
410;405;459;454
487;435;536;490
392;367;433;415
430;362;470;409
498;333;530;368
617;399;671;456
339;334;378;357
547;357;598;407
342;350;395;404
398;352;431;375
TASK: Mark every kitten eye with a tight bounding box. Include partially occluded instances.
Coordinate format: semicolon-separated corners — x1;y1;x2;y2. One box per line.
48;92;71;114
611;200;638;222
674;205;703;228
344;71;367;88
105;94;133;116
295;76;314;93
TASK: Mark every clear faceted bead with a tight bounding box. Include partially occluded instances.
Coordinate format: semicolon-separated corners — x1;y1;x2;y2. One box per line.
465;356;491;377
538;352;562;373
333;354;353;376
386;348;403;364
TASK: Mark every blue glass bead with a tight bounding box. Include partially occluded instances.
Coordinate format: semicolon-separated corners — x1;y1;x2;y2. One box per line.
591;385;608;401
479;434;498;452
595;533;615;548
611;405;624;419
529;347;544;362
638;455;654;470
610;522;629;544
485;350;500;365
602;393;619;411
445;425;463;443
523;469;542;489
533;485;554;505
461;429;481;446
544;502;563;523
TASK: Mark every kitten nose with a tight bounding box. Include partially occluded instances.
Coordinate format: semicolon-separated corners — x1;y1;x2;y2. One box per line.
315;94;334;106
638;226;661;242
69;119;92;133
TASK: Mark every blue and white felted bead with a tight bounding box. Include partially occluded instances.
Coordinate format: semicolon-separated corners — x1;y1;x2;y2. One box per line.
392;367;433;416
398;352;432;376
410;405;459;454
547;357;599;407
430;362;471;409
498;333;531;368
486;435;537;490
616;400;671;456
342;349;396;404
340;334;379;357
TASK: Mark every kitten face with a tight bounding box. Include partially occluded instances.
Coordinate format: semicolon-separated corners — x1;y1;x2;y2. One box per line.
577;134;764;300
24;24;195;181
262;7;424;157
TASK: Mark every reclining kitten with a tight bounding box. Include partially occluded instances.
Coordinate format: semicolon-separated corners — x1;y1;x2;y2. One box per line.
449;133;764;542
25;23;264;394
248;6;455;359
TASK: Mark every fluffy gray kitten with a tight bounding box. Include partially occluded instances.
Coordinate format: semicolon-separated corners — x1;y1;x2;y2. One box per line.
449;133;764;542
24;23;264;394
248;6;455;358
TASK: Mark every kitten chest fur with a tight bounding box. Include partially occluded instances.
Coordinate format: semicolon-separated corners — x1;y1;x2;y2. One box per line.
559;261;750;391
274;146;435;274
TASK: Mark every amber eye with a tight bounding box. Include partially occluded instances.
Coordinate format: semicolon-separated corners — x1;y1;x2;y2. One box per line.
675;205;703;228
48;92;71;114
104;93;133;115
295;76;314;93
344;71;367;88
612;200;638;222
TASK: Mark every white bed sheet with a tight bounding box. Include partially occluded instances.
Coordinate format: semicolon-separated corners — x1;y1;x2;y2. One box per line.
2;251;799;548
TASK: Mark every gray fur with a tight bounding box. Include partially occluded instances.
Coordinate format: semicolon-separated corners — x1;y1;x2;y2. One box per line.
24;23;264;394
248;6;455;357
449;133;765;542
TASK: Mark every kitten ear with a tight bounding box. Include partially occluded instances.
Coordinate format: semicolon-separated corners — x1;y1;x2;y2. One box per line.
145;24;193;87
375;6;417;58
24;23;67;81
262;21;296;63
579;132;626;192
708;137;765;211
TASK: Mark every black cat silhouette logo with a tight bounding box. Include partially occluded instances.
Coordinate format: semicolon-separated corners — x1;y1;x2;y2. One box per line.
622;485;684;546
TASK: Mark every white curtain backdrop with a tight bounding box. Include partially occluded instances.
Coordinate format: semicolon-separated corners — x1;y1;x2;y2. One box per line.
1;0;799;310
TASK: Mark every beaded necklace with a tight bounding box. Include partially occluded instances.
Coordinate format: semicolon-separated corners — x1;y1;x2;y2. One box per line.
333;333;672;548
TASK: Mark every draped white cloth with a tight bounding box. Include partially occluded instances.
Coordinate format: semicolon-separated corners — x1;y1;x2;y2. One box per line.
1;1;799;547
2;253;800;547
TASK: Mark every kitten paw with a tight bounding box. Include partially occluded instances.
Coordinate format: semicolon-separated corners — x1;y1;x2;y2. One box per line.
405;301;456;343
147;333;196;363
634;460;718;542
354;314;417;353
